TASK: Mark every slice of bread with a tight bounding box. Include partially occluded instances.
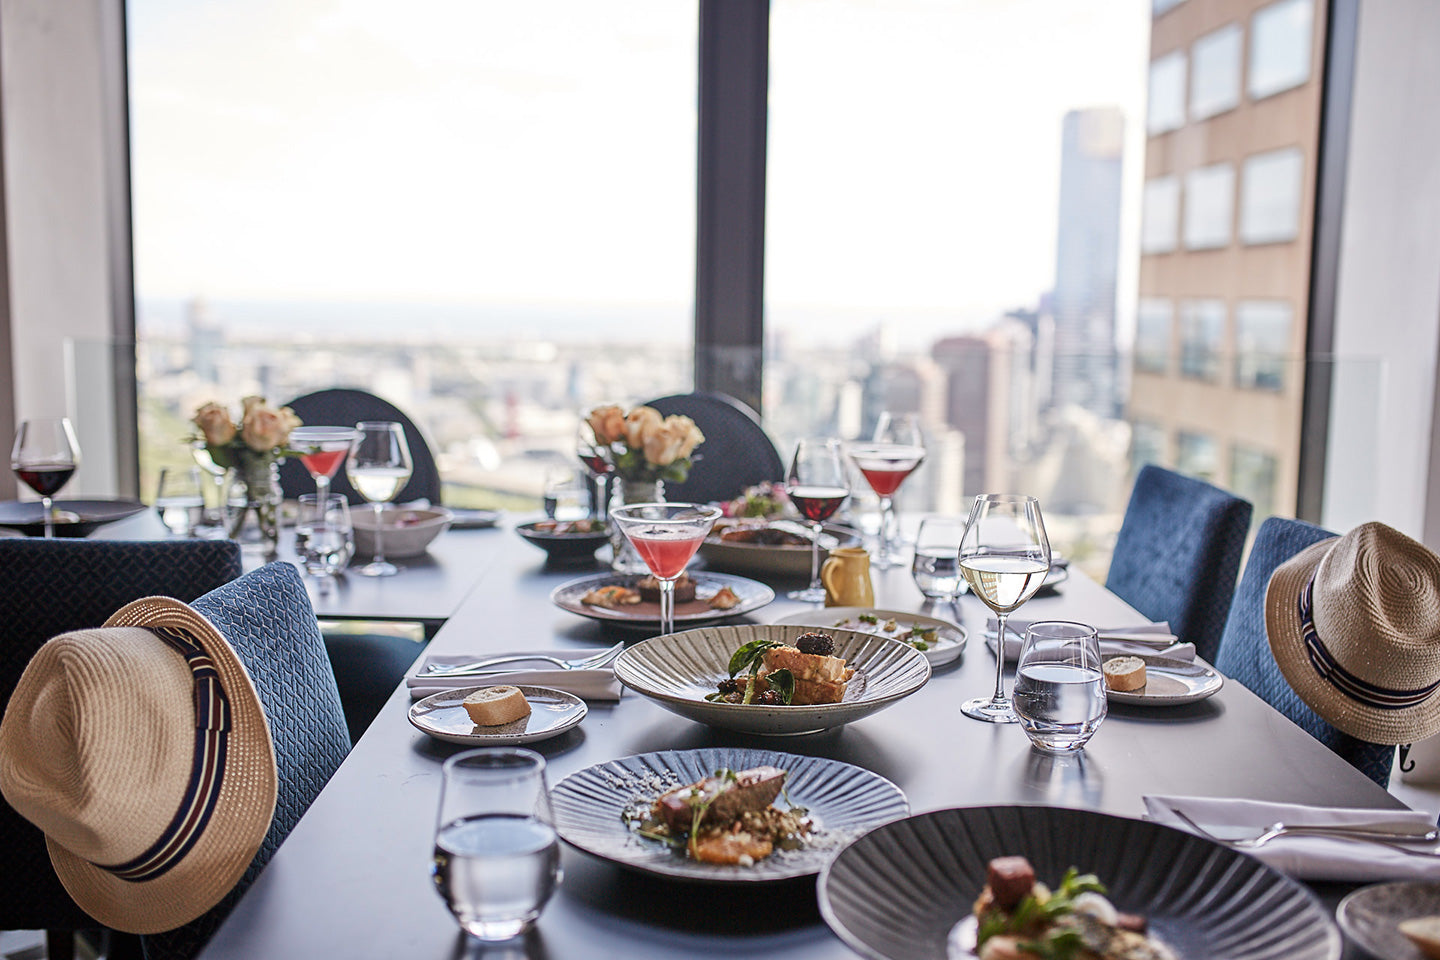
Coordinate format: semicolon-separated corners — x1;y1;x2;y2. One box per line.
1401;917;1440;959
462;685;531;726
1103;656;1147;692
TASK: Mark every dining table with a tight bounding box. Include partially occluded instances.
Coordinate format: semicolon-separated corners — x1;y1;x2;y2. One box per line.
184;518;1405;960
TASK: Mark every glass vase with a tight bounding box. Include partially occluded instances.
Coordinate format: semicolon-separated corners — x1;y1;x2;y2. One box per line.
609;479;665;574
229;457;282;558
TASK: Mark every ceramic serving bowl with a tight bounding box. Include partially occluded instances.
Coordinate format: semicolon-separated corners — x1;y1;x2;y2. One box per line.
351;506;452;558
515;519;610;563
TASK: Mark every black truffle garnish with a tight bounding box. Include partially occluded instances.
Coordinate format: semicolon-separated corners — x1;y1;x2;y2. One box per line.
795;632;835;656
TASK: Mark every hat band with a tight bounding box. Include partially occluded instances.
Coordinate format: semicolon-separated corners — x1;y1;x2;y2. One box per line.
1300;574;1440;710
93;625;233;883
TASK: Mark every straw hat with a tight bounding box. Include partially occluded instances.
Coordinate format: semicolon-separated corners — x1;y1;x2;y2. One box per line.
1266;521;1440;745
0;597;276;934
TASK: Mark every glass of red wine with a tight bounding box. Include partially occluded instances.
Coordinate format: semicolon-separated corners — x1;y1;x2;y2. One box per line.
11;417;81;539
847;412;926;570
576;418;614;522
784;438;850;603
290;426;361;502
609;502;722;638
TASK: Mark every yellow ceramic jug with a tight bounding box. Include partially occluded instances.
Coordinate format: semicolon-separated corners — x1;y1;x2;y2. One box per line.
821;546;875;607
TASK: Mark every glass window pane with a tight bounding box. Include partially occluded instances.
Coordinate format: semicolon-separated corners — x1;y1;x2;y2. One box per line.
1240;147;1304;244
1179;299;1226;381
1147;50;1187;133
129;0;699;506
1234;300;1291;390
1183;163;1234;250
1231;443;1278;517
1154;0;1187;13
1131;420;1167;473
1135;298;1172;374
1176;430;1219;483
1142;176;1180;254
1249;0;1313;100
1190;23;1242;120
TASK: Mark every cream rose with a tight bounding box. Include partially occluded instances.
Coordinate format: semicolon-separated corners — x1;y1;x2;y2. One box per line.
240;400;302;452
193;402;236;447
623;406;663;449
643;416;703;467
672;416;703;459
587;404;626;445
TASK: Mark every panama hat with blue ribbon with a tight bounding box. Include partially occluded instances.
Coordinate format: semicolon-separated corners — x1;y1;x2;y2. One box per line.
0;596;276;934
1266;521;1440;745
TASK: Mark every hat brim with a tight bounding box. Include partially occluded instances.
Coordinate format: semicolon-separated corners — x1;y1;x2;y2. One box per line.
46;597;277;935
1266;537;1440;745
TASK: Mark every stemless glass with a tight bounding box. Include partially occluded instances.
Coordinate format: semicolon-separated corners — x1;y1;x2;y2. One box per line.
11;417;81;539
290;425;361;501
610;502;722;637
959;494;1051;723
1012;621;1107;753
346;421;413;577
784;438;850;603
191;440;230;531
432;748;561;942
295;492;354;590
847;412;925;570
155;466;205;536
911;515;966;602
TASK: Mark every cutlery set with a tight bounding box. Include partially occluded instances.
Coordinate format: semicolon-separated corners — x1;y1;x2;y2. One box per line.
419;641;625;678
1170;807;1440;857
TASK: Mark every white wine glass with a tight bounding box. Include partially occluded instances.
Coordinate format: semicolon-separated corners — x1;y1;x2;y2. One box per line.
346;421;413;577
847;412;925;570
609;502;721;637
784;438;850;603
11;417;81;539
959;494;1051;723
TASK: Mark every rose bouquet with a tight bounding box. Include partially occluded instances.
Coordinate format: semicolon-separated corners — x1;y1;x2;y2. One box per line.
191;397;303;550
585;404;704;485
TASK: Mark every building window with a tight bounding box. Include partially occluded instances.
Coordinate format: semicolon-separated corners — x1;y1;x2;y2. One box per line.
1179;300;1226;381
1249;0;1313;101
1240;147;1304;245
1153;0;1187;13
1183;163;1234;250
1231;443;1278;518
1234;300;1292;391
1141;176;1180;254
1176;431;1219;483
1131;421;1167;474
1190;23;1242;121
1147;50;1187;134
1135;299;1172;374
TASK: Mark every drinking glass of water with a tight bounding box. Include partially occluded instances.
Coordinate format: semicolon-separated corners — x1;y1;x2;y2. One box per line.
295;493;354;587
155;466;205;536
910;515;966;601
1012;621;1107;753
432;748;561;942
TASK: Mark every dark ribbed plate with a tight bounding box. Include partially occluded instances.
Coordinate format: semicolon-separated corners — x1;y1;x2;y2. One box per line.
1338;880;1440;960
613;624;931;735
818;805;1340;960
552;572;774;629
552;747;908;882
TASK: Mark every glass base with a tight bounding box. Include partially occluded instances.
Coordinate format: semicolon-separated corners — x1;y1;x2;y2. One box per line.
787;584;827;603
356;559;400;577
458;916;532;942
961;696;1020;723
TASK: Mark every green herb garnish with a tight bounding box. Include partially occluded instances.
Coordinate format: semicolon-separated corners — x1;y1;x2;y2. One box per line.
766;668;796;705
728;639;784;677
975;867;1105;954
858;613;879;625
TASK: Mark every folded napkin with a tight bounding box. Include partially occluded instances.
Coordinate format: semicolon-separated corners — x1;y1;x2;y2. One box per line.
986;620;1191;662
408;652;623;702
1144;795;1440;882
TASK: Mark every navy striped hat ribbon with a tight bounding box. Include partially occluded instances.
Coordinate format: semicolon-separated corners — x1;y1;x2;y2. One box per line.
1300;572;1440;711
93;625;232;882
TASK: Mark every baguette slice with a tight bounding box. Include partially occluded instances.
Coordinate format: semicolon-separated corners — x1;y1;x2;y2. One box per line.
1103;656;1147;692
462;685;531;726
1401;917;1440;960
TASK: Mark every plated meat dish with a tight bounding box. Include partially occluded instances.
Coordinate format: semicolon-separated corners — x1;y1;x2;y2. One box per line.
630;765;812;865
707;632;855;705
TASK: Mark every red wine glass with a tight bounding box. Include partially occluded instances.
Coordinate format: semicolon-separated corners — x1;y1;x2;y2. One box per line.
847;412;925;570
291;426;361;502
576;418;615;522
11;417;81;539
609;502;721;637
784;438;850;603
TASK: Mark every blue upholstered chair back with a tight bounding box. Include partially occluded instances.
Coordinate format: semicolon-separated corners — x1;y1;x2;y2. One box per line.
277;388;442;506
0;538;243;936
1106;464;1253;662
141;561;351;960
1215;517;1395;786
645;392;784;504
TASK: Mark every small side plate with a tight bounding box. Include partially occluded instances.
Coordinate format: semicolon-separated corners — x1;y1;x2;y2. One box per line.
1104;653;1224;706
446;508;502;529
772;606;967;666
1338;880;1440;960
408;684;587;745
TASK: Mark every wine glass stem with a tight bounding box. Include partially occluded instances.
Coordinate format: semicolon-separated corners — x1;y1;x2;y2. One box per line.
316;474;331;501
991;613;1010;703
879;497;895;558
659;577;675;637
808;522;823;594
41;495;53;539
372;502;386;564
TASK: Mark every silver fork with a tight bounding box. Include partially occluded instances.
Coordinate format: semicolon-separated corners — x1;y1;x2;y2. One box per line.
420;642;625;677
1170;808;1440;856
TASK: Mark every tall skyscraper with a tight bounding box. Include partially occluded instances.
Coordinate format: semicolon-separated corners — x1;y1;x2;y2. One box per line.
1050;107;1125;419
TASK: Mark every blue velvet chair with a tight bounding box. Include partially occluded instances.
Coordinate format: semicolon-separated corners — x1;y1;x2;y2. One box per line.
0;538;244;960
1106;464;1253;663
645;392;784;504
1214;517;1395;786
141;561;351;960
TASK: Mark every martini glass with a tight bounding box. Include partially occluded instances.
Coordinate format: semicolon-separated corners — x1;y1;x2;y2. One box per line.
959;494;1051;723
346;421;413;577
290;426;361;502
784;438;850;603
847;413;925;569
610;502;722;637
12;417;81;539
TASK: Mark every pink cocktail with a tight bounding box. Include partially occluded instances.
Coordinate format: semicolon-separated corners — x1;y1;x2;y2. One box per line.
609;502;722;637
848;442;926;570
630;531;708;580
290;426;361;502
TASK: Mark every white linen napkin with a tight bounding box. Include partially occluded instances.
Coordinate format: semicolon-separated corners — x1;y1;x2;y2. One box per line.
985;620;1191;662
1144;795;1440;882
408;652;624;701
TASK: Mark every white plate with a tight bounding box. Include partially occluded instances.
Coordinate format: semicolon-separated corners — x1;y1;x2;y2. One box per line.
772;607;967;666
1104;653;1224;706
551;571;774;629
407;684;587;745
